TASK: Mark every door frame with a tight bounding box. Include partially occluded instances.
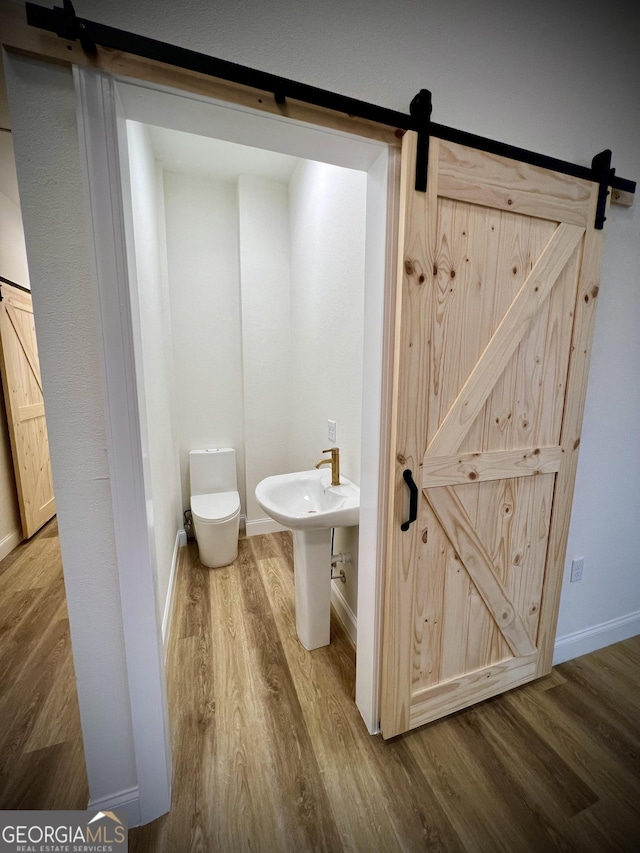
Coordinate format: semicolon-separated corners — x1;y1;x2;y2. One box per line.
74;68;173;825
75;64;400;818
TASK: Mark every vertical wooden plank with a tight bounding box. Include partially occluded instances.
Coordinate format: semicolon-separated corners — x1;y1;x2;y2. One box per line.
463;478;512;671
420;197;478;690
427;198;471;443
477;212;534;454
457;203;502;455
539;247;582;444
415;501;452;690
536;221;604;676
434;527;472;684
438;202;503;683
507;474;554;642
509;219;559;449
381;131;439;737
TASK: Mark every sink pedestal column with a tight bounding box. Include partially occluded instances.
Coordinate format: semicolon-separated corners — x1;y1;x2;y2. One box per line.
292;527;331;650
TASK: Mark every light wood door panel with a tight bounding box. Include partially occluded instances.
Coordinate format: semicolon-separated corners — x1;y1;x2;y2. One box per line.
380;133;603;737
0;283;55;538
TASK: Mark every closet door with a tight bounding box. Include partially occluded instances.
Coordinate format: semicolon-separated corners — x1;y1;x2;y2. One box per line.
0;283;55;537
380;131;604;738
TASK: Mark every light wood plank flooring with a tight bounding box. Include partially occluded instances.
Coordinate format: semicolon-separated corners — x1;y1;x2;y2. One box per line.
0;525;638;849
131;532;640;852
0;519;88;809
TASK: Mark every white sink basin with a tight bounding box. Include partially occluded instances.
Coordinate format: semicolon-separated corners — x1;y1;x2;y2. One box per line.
255;469;360;649
255;469;359;530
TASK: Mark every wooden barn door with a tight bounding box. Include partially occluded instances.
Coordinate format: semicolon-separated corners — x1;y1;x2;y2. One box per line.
0;282;55;538
380;132;604;737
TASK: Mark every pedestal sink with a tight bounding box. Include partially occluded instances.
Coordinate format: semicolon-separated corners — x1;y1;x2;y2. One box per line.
255;470;359;650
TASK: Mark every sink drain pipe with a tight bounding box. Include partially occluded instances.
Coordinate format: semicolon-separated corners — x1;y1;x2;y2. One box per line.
330;528;350;583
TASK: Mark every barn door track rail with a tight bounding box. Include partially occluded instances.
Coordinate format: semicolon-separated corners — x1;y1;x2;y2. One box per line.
0;276;31;298
25;0;635;228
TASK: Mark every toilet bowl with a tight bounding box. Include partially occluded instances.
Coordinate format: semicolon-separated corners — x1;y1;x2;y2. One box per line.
191;492;240;568
190;448;240;569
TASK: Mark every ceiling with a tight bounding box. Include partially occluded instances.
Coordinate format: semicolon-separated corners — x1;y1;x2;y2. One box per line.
147;124;300;183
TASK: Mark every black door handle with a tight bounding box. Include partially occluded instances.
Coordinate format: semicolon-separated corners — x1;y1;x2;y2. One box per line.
401;469;418;531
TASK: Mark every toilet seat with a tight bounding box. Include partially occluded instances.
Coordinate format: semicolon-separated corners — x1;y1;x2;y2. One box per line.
191;490;240;524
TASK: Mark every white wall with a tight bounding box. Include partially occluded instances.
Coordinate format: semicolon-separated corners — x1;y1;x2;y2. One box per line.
163;171;246;511
237;174;292;523
163;162;367;548
288;160;367;480
124;121;183;627
0;133;30;289
5;54;137;804
0;53;30;289
288;160;367;615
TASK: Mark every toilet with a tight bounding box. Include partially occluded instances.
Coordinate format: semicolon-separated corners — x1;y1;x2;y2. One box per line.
189;448;240;568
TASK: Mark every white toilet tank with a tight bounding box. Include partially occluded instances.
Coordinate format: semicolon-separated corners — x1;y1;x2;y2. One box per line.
189;448;238;495
189;448;240;569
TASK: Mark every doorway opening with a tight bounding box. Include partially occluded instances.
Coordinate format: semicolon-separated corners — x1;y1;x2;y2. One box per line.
109;76;398;739
120;119;368;649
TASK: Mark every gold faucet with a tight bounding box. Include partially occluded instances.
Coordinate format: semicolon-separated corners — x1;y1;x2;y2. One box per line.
315;447;340;486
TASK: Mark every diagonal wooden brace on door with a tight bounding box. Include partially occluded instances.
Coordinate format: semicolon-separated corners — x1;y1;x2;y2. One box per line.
5;304;43;392
423;222;585;461
425;485;537;656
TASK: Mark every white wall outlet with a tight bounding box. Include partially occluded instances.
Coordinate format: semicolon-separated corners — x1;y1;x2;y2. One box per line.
570;557;584;583
328;419;337;443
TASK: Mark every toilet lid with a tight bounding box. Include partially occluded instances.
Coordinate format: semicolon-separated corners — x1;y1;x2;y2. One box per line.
191;491;240;523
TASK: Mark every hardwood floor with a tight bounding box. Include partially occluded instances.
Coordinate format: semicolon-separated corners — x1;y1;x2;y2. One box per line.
0;519;88;809
0;525;637;849
130;533;640;852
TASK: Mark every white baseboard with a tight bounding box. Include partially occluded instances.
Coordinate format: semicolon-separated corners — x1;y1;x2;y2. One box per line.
553;610;640;665
162;529;186;658
0;528;22;562
88;784;141;827
331;581;357;645
245;516;289;537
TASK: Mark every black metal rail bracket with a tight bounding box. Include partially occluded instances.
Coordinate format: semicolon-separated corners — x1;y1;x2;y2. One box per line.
49;0;95;53
0;276;32;300
592;149;615;230
410;89;432;193
24;0;636;226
